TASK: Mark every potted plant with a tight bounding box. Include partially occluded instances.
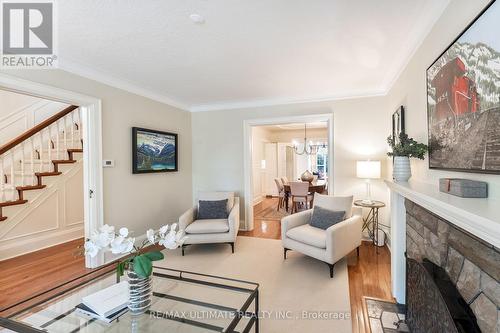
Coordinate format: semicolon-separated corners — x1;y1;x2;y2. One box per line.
84;224;186;314
387;133;428;182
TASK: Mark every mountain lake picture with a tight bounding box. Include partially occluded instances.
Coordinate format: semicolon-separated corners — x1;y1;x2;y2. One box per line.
132;127;178;173
427;0;500;173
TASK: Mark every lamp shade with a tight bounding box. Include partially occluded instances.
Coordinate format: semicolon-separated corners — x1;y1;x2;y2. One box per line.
357;160;381;179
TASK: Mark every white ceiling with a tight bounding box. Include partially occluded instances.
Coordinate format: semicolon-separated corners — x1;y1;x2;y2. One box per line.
57;0;449;111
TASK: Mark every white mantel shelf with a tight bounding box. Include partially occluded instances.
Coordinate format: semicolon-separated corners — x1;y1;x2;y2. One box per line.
385;179;500;249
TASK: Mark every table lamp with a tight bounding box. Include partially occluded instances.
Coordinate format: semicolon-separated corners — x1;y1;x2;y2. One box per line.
356;160;381;204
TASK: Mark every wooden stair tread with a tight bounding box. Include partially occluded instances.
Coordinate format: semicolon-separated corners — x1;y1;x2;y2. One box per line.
52;160;76;164
35;172;62;177
67;149;83;153
0;200;28;208
16;185;46;191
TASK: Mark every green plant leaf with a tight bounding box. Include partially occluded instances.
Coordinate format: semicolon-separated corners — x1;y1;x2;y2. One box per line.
143;251;164;262
116;261;125;278
133;255;153;278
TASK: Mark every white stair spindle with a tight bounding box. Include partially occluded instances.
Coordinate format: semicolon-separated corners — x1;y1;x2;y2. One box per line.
78;108;82;148
63;116;68;159
47;127;52;172
0;156;5;201
21;142;25;186
10;149;15;201
39;131;44;173
56;120;60;160
71;111;75;149
30;137;35;185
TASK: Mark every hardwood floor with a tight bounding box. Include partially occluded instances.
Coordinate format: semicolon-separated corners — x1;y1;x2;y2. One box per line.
0;238;90;314
239;197;393;333
238;197;284;239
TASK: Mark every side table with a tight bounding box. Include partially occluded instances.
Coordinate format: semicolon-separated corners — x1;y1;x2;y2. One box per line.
354;200;386;253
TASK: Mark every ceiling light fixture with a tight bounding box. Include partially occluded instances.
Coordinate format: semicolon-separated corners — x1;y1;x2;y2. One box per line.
189;13;205;24
291;124;327;156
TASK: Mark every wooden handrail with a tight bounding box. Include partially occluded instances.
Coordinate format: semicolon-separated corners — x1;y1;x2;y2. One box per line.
0;105;79;156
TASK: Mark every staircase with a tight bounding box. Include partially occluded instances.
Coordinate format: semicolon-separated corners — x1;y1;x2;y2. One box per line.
0;105;82;222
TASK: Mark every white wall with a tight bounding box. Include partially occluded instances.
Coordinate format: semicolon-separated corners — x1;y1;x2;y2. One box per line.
0;89;40;116
0;160;84;260
1;69;193;237
0;90;69;145
192;97;391;229
385;0;500;199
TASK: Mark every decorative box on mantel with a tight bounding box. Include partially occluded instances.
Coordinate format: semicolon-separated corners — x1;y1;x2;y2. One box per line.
384;179;500;302
439;178;488;198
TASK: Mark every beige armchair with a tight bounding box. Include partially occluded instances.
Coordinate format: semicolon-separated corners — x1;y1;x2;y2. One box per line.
178;191;239;255
281;194;362;277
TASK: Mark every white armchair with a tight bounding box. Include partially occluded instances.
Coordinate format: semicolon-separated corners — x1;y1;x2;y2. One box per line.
178;191;240;255
281;194;363;277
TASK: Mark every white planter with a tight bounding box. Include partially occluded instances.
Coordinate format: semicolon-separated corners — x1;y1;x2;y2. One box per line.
393;156;411;182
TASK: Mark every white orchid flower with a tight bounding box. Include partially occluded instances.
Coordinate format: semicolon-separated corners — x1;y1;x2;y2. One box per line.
160;230;186;250
146;229;156;244
159;225;169;237
119;227;129;237
176;231;187;245
84;240;100;257
111;236;136;254
123;237;135;253
110;236;126;254
96;230;114;248
170;223;178;232
100;224;115;234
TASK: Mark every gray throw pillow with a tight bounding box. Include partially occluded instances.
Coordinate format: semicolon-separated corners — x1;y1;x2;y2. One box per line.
309;206;345;230
198;199;229;219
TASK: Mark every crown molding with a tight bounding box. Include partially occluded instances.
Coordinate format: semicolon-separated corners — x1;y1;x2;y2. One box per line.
58;58;191;111
189;89;387;112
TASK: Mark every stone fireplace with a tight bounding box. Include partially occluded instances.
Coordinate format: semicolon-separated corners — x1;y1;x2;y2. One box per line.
405;199;500;333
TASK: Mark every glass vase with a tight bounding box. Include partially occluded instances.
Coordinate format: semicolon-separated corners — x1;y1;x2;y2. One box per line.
126;267;152;315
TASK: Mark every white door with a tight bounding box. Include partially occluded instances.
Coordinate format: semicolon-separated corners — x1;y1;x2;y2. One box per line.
264;143;278;195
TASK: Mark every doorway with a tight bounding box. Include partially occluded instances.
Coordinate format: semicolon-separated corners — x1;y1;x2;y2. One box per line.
0;74;104;268
243;114;334;232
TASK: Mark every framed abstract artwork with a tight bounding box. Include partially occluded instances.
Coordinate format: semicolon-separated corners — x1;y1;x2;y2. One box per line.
427;0;500;174
132;127;178;174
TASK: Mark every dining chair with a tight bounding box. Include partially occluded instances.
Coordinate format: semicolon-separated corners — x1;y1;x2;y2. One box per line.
274;178;286;211
289;181;313;213
281;176;289;185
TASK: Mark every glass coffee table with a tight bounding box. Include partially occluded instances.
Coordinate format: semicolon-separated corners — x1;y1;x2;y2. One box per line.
0;267;259;333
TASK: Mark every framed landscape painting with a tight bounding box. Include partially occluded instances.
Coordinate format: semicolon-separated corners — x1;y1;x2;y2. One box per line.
132;127;178;173
427;0;500;174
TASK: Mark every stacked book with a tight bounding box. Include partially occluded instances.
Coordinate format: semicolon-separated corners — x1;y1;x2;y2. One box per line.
75;281;129;323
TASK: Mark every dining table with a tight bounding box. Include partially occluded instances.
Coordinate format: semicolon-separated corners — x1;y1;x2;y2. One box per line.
282;179;327;212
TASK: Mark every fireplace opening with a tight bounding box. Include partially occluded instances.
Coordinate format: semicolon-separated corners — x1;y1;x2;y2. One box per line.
407;258;481;333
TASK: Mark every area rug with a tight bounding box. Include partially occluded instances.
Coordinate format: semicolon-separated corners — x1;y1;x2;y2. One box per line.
156;236;352;333
365;297;408;332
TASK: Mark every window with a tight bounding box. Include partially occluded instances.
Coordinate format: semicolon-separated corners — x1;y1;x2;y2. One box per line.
316;146;328;179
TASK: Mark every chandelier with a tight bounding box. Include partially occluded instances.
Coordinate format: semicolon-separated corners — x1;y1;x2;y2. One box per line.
292;124;327;155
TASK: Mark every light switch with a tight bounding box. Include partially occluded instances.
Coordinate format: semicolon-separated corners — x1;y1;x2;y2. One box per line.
103;160;115;168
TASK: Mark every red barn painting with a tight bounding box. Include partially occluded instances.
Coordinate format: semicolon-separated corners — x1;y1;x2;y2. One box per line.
431;57;480;122
427;0;500;173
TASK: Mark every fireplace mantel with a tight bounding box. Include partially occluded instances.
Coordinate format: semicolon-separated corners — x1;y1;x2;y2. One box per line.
385;180;500;248
385;179;500;304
